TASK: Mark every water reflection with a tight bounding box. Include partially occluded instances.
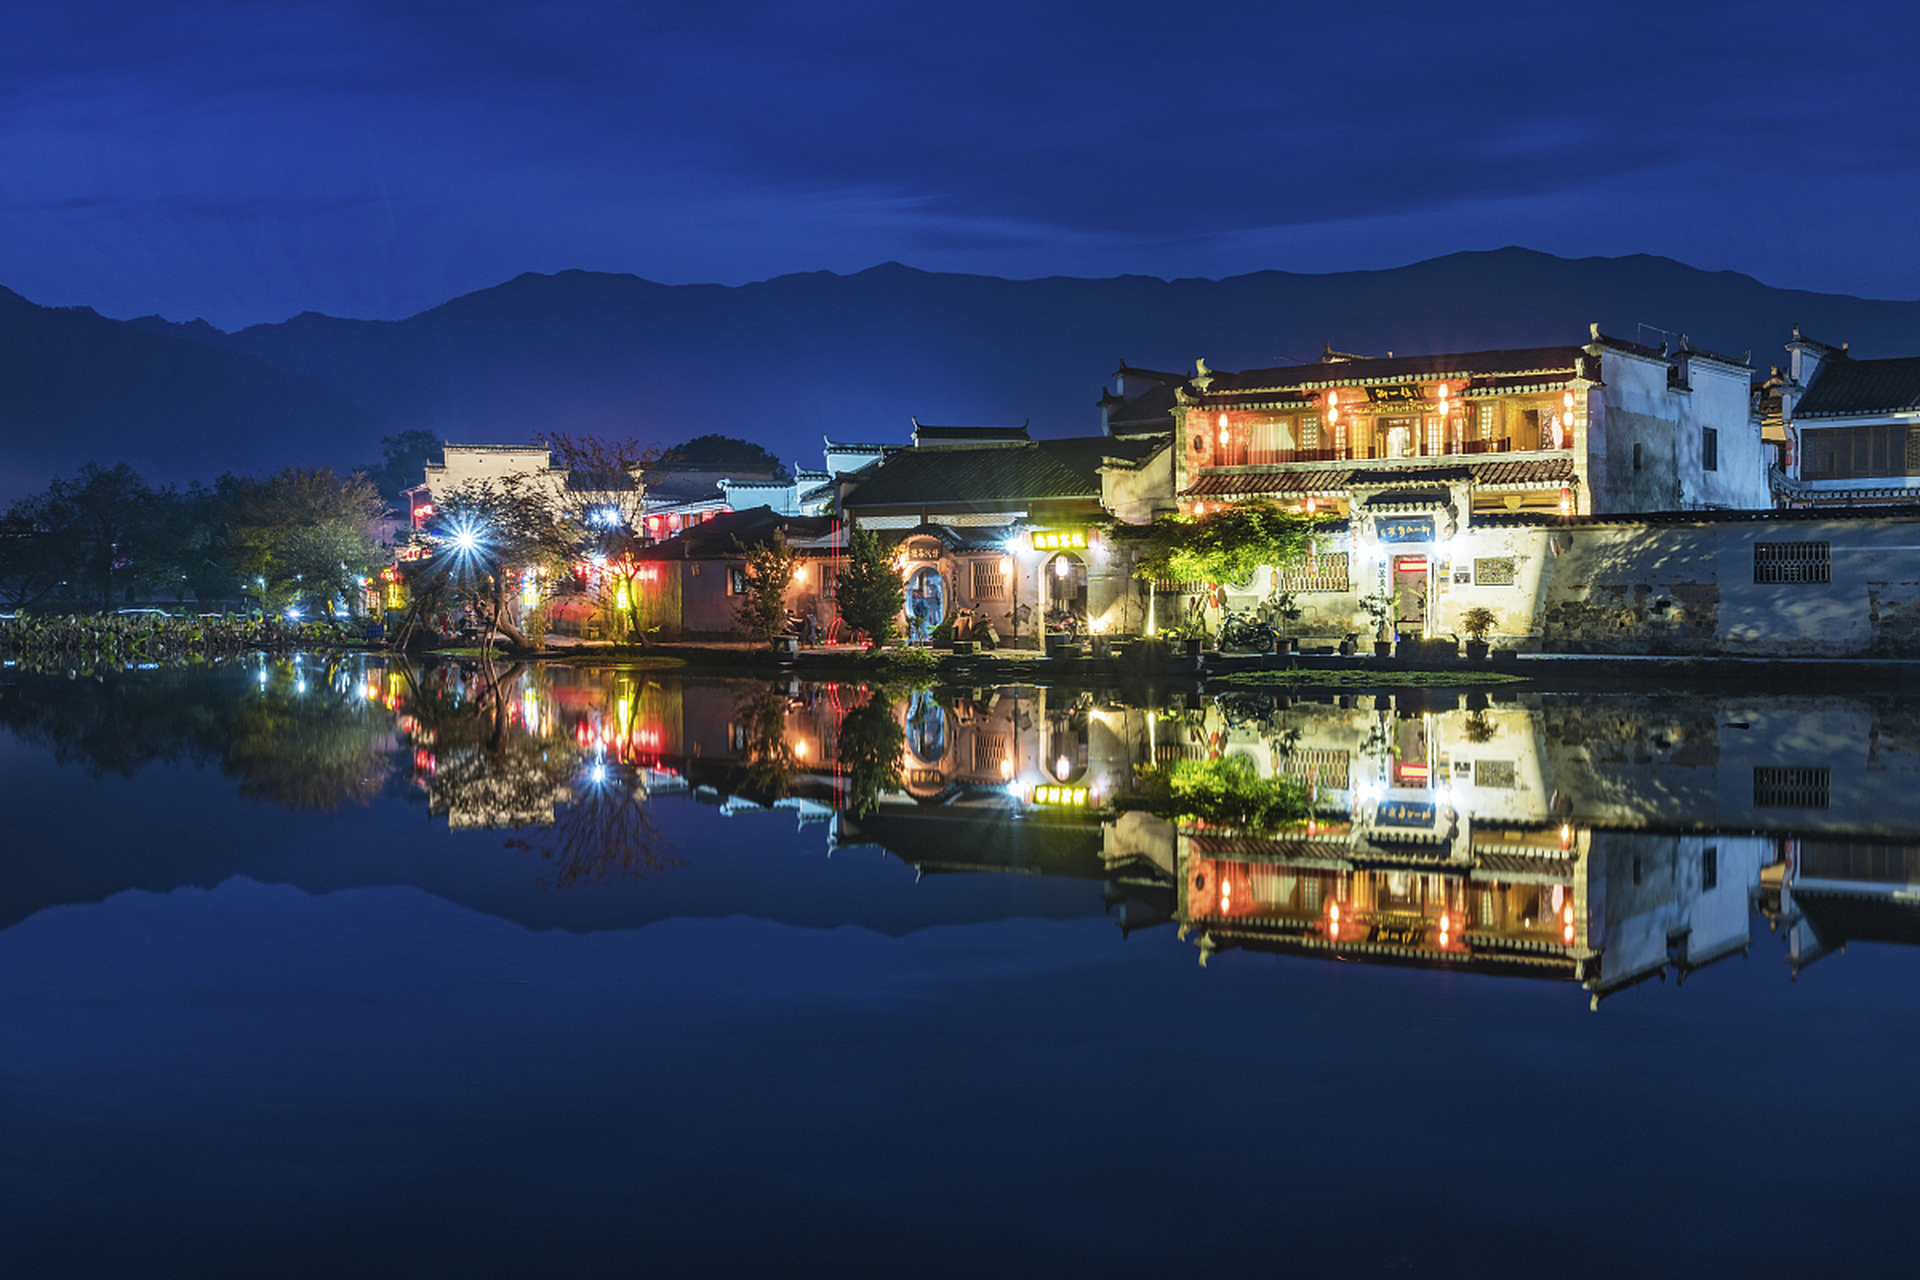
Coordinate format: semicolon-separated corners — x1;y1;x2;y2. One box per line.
4;656;1920;1004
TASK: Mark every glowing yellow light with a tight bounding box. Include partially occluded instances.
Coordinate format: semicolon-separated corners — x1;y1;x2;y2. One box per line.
795;566;808;583
999;556;1012;574
1560;823;1572;846
1563;391;1575;410
794;740;808;758
1439;912;1450;933
999;758;1012;778
1329;902;1341;924
1055;755;1070;775
1054;557;1070;578
1563;904;1575;925
1563;923;1576;944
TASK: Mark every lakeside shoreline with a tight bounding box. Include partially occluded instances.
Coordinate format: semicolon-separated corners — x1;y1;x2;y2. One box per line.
9;614;1920;695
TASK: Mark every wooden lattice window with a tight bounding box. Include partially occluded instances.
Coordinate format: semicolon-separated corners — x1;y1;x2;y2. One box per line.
972;733;1007;773
1280;552;1350;592
1754;542;1830;584
1754;766;1829;809
1278;748;1349;790
971;559;1007;599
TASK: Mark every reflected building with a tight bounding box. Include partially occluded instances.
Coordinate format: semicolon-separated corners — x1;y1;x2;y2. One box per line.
1094;688;1920;1006
373;659;1920;1006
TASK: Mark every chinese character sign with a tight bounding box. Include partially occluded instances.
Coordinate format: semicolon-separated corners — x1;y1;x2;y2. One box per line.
1376;517;1434;544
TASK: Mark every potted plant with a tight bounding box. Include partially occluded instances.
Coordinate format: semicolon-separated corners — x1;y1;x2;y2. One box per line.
1266;590;1304;654
1338;632;1359;657
1460;606;1497;661
1358;593;1395;657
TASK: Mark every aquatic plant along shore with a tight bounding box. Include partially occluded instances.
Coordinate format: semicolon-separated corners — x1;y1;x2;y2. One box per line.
0;612;367;672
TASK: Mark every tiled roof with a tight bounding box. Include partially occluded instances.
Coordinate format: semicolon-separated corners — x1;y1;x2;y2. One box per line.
910;422;1030;444
1199;346;1587;395
1103;380;1180;431
1470;504;1920;528
844;435;1167;509
1794;355;1920;419
1474;457;1577;486
633;506;837;559
1180;457;1575;498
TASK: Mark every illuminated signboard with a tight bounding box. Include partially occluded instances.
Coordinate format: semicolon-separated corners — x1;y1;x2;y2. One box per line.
1031;785;1091;806
907;544;944;561
1365;384;1427;407
1375;799;1437;828
1031;530;1089;551
1377;516;1434;544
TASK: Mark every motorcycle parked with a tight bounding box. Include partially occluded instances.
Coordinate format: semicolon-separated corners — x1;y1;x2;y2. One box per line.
1218;608;1277;654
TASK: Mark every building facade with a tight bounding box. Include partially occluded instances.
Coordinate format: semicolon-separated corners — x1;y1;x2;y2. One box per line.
835;423;1175;646
1765;327;1920;508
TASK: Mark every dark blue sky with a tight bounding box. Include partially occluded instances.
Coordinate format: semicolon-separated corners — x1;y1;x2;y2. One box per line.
4;0;1917;330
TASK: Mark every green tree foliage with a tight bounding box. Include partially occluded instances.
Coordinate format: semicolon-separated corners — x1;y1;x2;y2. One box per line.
1127;755;1312;831
539;431;663;639
732;528;800;647
403;476;577;650
661;434;787;475
1128;501;1321;585
836;689;905;817
362;430;444;504
3;463;177;607
224;468;385;614
835;520;904;647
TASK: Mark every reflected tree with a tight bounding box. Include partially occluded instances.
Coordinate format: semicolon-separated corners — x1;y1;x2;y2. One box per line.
504;767;679;888
837;688;905;817
223;660;395;810
733;682;798;800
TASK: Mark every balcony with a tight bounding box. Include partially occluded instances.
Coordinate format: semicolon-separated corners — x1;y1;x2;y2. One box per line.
1215;439;1515;468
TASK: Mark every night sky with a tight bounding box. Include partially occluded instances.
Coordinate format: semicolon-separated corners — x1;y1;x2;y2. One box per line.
4;0;1918;331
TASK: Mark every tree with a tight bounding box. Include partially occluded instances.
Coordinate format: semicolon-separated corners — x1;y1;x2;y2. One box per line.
661;434;786;475
0;496;69;610
1129;501;1322;586
224;468;385;615
732;528;800;647
404;475;577;650
9;463;185;608
836;689;905;817
363;430;444;505
836;519;904;647
538;431;663;639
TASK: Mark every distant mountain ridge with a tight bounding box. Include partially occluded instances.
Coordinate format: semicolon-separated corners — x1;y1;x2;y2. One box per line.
8;247;1920;502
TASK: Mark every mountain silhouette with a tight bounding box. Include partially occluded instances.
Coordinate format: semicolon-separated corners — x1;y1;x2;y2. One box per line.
8;247;1920;501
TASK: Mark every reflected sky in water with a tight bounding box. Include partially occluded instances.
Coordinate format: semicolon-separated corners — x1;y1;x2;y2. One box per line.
3;656;1919;1277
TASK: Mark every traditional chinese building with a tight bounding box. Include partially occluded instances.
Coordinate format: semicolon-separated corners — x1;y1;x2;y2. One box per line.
1764;326;1920;508
834;421;1175;646
1167;328;1765;522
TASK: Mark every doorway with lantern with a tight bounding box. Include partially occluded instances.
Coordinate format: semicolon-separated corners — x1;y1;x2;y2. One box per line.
1392;555;1429;639
1044;553;1088;637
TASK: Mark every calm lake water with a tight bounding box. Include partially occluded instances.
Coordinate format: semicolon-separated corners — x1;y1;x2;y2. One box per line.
3;655;1918;1278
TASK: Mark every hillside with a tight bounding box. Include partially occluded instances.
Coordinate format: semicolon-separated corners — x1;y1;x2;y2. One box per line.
9;247;1920;500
